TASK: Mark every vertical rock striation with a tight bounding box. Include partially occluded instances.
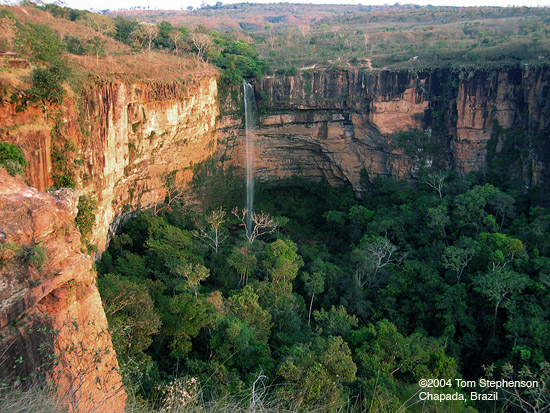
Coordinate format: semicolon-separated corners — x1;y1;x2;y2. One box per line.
0;169;126;412
0;74;220;411
218;65;550;193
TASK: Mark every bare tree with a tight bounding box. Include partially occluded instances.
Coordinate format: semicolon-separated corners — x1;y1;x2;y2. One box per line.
422;169;447;198
189;31;212;61
232;207;278;244
352;236;403;288
83;13;114;39
170;31;187;56
193;206;228;253
133;23;159;61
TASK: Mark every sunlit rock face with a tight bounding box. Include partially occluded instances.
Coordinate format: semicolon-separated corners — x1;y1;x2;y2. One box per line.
0;169;126;412
218;66;549;194
0;61;549;411
0;74;220;411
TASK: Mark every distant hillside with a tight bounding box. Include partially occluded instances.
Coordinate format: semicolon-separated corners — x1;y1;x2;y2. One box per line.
107;3;550;71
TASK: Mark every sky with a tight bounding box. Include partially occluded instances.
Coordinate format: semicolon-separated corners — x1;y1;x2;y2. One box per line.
56;0;550;12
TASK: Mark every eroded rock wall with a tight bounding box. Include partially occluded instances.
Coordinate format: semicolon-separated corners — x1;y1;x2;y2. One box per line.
78;77;219;251
0;74;220;411
218;66;550;193
0;169;125;412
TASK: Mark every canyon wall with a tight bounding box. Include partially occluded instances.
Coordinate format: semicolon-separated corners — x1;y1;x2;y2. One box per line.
0;169;125;411
218;65;550;194
0;72;219;411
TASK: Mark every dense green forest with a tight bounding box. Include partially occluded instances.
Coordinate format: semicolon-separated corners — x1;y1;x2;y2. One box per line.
97;165;550;411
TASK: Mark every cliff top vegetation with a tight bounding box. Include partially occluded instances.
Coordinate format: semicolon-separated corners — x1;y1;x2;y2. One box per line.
108;3;550;72
0;4;216;85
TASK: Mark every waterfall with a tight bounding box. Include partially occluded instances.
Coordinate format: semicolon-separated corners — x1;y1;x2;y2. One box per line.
243;81;256;235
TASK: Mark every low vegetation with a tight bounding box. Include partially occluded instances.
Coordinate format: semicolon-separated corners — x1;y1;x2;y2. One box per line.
0;142;27;177
108;3;550;71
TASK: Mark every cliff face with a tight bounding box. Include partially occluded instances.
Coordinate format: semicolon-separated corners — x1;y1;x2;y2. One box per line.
0;169;125;411
78;77;219;251
218;66;550;193
0;73;219;410
1;62;549;409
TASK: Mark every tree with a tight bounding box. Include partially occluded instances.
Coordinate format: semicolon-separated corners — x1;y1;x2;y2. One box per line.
189;30;212;61
113;16;138;44
86;35;106;65
489;191;516;230
277;336;356;409
427;205;451;241
232;207;278;244
474;268;528;338
352;236;402;288
227;285;272;342
227;244;257;285
165;293;216;358
313;305;358;338
99;273;161;359
0;142;27;176
22;62;68;120
83;13;114;39
15;23;65;64
170;30;188;56
262;239;303;284
133;22;159;61
193;206;227;253
478;232;525;271
302;271;324;326
421;168;447;198
442;237;480;283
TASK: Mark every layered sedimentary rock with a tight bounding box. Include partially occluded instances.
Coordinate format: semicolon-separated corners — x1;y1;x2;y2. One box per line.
218;65;550;192
0;74;219;411
0;169;125;412
78;77;219;251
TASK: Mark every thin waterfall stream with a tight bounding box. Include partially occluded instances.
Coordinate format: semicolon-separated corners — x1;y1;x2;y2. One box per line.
243;81;256;235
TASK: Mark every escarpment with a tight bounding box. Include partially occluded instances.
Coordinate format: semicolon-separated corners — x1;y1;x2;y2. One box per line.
0;169;126;412
0;74;219;411
218;65;550;194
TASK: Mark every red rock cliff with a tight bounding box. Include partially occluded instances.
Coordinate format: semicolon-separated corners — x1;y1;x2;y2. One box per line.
0;169;125;411
0;73;219;411
218;66;550;193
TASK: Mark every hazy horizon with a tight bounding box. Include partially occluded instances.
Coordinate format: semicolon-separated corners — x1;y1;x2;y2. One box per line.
8;0;549;13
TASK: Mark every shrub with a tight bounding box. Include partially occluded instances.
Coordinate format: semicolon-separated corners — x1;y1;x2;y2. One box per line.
0;142;27;176
75;195;97;238
19;243;47;270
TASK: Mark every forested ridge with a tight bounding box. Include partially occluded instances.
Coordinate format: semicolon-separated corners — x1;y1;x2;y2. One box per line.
98;166;550;411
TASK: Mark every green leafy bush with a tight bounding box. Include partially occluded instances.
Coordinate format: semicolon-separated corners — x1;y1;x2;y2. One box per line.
0;142;27;176
75;195;97;238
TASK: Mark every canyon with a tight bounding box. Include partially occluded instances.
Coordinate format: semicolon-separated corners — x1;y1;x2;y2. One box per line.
1;63;549;410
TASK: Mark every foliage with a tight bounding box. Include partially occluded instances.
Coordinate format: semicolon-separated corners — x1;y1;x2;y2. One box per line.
19;242;47;270
0;142;27;177
19;63;69;117
208;37;266;86
75;195;97;238
15;23;65;64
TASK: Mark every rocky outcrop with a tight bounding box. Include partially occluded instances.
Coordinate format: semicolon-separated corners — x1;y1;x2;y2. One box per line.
218;65;550;193
0;169;125;412
0;74;219;411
